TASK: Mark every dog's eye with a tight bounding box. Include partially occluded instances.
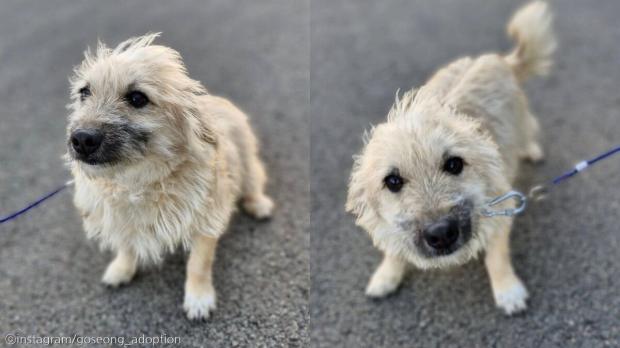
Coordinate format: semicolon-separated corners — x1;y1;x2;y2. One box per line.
125;91;149;108
443;156;465;175
384;174;404;193
79;86;91;101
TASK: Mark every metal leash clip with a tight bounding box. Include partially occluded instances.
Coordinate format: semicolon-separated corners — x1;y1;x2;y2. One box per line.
481;190;528;217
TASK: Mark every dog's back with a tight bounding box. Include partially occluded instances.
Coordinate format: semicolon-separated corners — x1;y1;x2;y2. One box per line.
197;94;271;217
417;1;555;179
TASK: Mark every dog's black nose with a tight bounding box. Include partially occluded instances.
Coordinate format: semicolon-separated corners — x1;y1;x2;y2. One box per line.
71;129;103;156
423;218;459;250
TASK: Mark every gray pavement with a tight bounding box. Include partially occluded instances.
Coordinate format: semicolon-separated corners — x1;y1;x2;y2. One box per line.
2;1;620;347
310;0;620;347
0;1;308;347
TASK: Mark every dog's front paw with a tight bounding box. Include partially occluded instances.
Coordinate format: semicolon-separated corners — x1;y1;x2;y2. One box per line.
494;281;529;315
184;289;217;320
101;259;136;287
242;195;274;220
366;270;402;298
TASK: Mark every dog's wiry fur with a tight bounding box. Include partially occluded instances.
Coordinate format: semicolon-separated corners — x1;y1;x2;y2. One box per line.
346;2;555;315
66;33;274;320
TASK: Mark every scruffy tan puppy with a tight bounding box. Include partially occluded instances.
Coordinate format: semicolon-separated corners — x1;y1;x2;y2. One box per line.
65;33;274;320
347;2;555;314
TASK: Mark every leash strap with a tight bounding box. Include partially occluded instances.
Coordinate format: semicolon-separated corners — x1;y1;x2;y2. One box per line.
551;145;620;185
482;144;620;217
0;180;74;224
2;145;619;223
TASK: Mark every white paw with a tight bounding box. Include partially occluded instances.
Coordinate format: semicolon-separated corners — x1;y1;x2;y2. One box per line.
243;195;274;220
101;262;136;287
494;281;529;315
365;271;402;298
525;143;544;163
184;290;217;320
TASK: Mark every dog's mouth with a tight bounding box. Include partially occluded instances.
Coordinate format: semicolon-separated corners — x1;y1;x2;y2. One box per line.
415;200;474;258
71;152;118;166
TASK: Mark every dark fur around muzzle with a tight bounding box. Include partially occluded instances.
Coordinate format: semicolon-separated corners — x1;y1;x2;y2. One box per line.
68;121;150;165
417;199;474;257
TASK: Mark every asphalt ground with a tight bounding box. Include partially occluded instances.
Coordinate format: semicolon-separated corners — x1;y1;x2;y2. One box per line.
0;1;308;347
310;1;620;347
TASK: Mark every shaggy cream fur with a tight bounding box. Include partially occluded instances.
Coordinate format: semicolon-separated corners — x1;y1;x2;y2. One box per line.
66;33;274;320
346;2;555;314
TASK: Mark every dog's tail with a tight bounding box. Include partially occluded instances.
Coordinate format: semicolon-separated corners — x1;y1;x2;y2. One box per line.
505;1;556;81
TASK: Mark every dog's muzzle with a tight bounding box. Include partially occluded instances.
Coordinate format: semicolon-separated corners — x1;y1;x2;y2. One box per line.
67;121;149;166
418;201;473;256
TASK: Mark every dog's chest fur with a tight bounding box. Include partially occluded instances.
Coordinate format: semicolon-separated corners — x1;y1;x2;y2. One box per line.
73;151;235;264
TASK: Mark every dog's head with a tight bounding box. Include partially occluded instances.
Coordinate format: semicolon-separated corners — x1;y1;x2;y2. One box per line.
346;90;509;269
66;33;213;179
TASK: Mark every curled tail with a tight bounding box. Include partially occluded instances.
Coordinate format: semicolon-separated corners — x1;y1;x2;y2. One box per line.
505;1;556;81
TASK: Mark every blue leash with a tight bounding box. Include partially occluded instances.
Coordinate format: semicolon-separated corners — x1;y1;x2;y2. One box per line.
482;144;620;217
551;144;620;185
0;180;74;224
1;145;619;223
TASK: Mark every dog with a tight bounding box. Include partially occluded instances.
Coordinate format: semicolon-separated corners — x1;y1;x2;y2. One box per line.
346;2;555;314
65;33;274;320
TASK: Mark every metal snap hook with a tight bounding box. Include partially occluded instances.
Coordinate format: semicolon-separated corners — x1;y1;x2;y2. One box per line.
481;190;528;217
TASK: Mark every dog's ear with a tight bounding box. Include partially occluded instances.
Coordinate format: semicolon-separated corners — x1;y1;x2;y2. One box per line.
346;146;380;231
177;103;218;146
345;155;368;217
346;126;372;217
194;116;217;145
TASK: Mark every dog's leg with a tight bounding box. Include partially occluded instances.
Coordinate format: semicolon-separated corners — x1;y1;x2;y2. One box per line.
524;141;544;163
241;153;274;220
366;253;408;297
184;234;218;320
485;223;528;315
522;111;544;162
102;247;137;287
